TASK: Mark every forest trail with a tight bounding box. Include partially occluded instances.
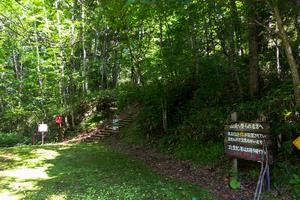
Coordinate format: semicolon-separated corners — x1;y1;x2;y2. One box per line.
105;137;295;200
64;109;292;200
105;137;253;200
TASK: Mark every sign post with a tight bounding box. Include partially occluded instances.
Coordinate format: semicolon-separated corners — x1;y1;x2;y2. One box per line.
38;123;48;145
55;115;63;141
112;116;119;131
230;112;238;181
55;115;63;127
224;116;272;193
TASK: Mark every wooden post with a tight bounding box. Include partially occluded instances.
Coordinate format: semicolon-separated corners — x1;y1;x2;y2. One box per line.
231;112;238;179
42;132;44;145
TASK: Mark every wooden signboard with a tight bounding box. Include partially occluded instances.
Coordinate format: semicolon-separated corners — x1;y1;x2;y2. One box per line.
224;122;272;163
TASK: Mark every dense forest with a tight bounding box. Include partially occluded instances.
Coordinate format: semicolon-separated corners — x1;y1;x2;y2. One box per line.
1;0;300;199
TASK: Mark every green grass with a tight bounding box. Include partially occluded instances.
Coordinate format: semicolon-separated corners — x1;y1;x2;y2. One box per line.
174;141;224;167
117;121;224;168
0;143;216;200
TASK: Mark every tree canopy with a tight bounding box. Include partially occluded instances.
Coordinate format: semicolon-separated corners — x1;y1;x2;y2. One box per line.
1;0;300;155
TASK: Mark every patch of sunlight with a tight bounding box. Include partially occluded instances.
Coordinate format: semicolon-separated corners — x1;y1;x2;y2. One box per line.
33;149;60;160
0;153;17;160
46;194;67;200
9;180;36;191
0;148;61;200
57;145;73;150
0;192;19;200
0;167;50;179
0;153;22;162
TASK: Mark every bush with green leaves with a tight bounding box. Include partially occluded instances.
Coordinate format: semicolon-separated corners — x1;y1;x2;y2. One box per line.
0;132;28;147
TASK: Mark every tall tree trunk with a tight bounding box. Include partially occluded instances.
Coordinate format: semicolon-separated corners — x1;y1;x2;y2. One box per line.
56;0;69;129
190;14;200;76
70;0;76;94
34;22;46;119
230;0;243;55
159;16;167;133
101;26;109;89
81;0;88;93
247;0;259;97
12;50;19;80
275;23;281;75
226;1;244;98
294;15;300;63
273;5;300;102
112;48;120;87
56;0;65;102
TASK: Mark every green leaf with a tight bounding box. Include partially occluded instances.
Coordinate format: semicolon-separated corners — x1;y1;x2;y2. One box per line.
229;179;240;190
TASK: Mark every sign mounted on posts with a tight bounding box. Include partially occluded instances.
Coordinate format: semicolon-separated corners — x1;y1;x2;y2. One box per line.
224;122;272;163
112;118;119;131
38;124;48;132
55;115;63;125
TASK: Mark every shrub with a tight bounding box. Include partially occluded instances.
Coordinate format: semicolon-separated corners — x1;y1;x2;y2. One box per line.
0;132;27;147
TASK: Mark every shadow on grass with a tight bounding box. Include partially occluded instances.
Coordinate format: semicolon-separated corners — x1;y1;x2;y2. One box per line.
1;143;215;200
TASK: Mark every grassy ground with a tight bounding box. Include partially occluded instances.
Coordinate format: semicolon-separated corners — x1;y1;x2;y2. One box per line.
0;143;216;200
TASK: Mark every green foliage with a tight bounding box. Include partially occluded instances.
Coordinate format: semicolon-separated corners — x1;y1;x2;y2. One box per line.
271;161;300;199
289;174;300;199
118;121;147;146
229;178;241;190
0;132;28;147
173;140;224;167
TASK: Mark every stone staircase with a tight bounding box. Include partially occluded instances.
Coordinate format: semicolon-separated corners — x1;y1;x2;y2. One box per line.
83;114;134;143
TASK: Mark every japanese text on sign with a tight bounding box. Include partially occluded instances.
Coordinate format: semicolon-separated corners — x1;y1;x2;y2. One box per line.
224;122;272;163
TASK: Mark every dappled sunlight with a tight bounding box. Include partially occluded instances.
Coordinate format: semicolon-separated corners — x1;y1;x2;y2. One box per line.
0;146;66;199
47;194;67;200
1;143;214;200
0;192;19;200
1;167;50;179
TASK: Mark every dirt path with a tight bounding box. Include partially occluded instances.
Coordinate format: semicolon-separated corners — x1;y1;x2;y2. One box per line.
105;138;293;200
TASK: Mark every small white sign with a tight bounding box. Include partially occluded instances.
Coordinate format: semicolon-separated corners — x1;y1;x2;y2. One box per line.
112;118;119;131
38;124;48;132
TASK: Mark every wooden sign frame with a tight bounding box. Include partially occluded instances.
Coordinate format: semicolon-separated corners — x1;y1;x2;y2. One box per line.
224;122;272;163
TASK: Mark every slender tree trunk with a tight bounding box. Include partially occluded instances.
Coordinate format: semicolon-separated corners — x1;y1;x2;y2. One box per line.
274;5;300;102
190;14;200;76
159;16;167;133
227;0;243;98
101;26;109;89
56;0;65;102
81;0;88;93
34;22;46;119
12;50;19;80
34;23;42;89
230;0;242;55
294;15;300;63
112;48;120;87
275;23;281;75
247;0;259;97
56;0;69;129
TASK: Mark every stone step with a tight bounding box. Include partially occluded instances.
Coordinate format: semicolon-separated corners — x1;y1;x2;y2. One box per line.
90;134;106;138
104;131;118;134
105;127;118;131
119;122;131;125
120;119;133;123
84;138;98;142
